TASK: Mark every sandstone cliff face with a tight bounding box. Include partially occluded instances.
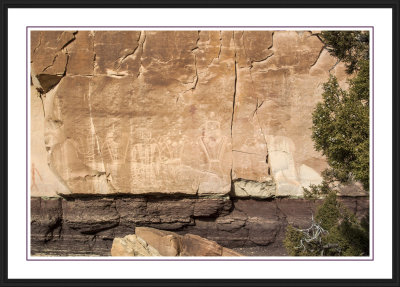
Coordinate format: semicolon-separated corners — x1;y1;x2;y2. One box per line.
30;30;350;199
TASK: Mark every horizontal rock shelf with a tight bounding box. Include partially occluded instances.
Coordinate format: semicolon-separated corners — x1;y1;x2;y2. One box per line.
31;196;369;256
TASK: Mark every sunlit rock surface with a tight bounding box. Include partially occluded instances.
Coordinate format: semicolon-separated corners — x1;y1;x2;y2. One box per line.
30;30;348;198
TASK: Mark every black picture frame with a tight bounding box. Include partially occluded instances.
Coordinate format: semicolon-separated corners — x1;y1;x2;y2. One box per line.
1;0;399;286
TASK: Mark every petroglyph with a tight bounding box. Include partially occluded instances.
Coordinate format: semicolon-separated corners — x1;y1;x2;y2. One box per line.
158;135;187;183
30;31;349;197
129;129;162;188
199;120;227;176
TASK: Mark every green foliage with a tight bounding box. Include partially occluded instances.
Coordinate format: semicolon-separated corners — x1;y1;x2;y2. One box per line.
315;192;340;230
320;31;369;74
284;192;369;256
285;31;371;257
311;60;370;190
303;170;334;199
284;225;306;256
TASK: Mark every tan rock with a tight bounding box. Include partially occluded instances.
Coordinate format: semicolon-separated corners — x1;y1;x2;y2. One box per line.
111;234;161;256
232;179;275;198
30;86;69;197
221;247;243;256
31;30;349;198
135;227;180;256
179;233;223;256
111;227;242;257
231;31;348;197
31;31;76;93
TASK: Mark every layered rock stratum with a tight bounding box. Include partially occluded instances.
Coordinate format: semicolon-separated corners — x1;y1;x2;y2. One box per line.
31;196;369;256
30;30;367;256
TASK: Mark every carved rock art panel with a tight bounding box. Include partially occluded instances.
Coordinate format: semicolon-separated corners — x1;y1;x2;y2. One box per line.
30;30;349;198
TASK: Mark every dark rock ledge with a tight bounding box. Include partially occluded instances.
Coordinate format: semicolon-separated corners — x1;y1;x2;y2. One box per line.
31;195;369;256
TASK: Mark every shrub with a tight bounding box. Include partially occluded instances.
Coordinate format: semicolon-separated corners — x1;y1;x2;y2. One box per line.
284;192;369;256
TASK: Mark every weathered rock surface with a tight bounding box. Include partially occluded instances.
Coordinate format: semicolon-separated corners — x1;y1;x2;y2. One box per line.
30;86;70;197
111;234;161;256
30;30;350;198
31;196;368;256
134;227;181;256
111;227;242;256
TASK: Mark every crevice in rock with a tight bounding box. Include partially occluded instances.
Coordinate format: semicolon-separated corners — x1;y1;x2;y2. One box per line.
208;30;222;66
115;31;142;71
238;32;273;184
92;31;97;74
34;35;73;94
252;97;264;118
36;92;46;117
310;32;341;73
136;31;147;78
191;31;200;91
33;31;42;54
309;32;324;43
59;31;77;51
329;59;341;73
217;31;222;60
242;31;275;68
42;54;59;73
231;31;237;139
58;191;231;201
230;31;238;187
176;32;200;103
310;45;325;68
268;31;275;50
251;53;274;66
191;50;199;92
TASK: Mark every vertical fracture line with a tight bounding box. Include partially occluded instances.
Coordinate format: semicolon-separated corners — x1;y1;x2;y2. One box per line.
230;31;238;184
88;31;106;172
231;31;237;138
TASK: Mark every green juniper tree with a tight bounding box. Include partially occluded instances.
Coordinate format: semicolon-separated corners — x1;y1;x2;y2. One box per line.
284;31;370;256
320;31;369;74
284;192;369;256
311;59;369;191
305;31;370;196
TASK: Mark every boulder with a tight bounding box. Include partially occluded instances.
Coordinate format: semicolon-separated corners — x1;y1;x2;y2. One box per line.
111;234;161;256
135;227;180;256
111;227;242;256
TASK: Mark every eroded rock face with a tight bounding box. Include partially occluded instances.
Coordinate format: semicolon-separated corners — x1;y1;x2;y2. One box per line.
111;234;161;256
31;30;348;198
31;196;369;256
111;227;242;256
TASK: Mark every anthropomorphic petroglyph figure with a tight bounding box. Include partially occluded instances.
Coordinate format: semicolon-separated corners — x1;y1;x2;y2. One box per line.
158;135;187;183
130;128;161;187
199;120;227;176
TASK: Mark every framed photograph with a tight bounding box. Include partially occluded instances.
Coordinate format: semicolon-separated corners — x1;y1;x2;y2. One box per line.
1;1;399;286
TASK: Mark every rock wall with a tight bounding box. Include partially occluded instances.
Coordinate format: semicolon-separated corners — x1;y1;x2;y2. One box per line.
30;30;349;198
31;196;369;256
30;30;367;256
